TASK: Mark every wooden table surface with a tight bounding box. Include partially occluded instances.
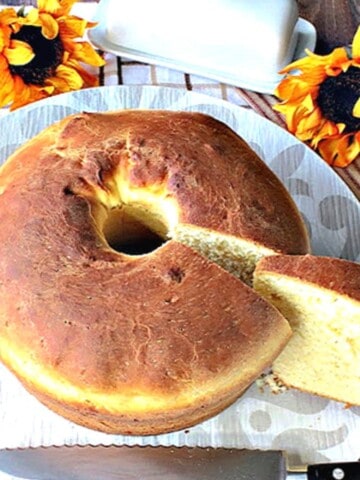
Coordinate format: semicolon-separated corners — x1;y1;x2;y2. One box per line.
3;0;360;54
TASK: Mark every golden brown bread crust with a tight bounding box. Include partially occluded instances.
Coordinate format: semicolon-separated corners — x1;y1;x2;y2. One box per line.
5;241;290;434
0;240;291;434
0;110;299;434
30;109;308;253
255;254;360;301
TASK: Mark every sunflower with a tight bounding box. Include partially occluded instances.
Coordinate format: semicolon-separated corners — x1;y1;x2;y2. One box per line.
274;26;360;168
0;0;105;110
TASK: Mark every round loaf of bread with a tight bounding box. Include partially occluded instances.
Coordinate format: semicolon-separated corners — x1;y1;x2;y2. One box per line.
0;110;309;435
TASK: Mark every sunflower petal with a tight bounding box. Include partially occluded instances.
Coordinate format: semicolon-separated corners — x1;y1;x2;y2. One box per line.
292;107;315;139
0;8;19;26
279;53;313;74
0;25;12;51
58;15;88;38
318;133;360;167
37;0;62;14
323;47;350;75
70;41;105;66
0;55;15;107
275;77;310;102
352;26;360;59
55;0;78;16
4;39;35;66
38;0;78;17
318;136;340;165
24;8;40;25
353;97;360;118
295;69;325;86
298;105;323;132
301;92;317;112
285;104;306;133
333;134;360;167
324;120;340;135
65;58;99;87
39;12;59;39
47;63;83;92
314;119;340;141
11;75;53;110
44;74;69;91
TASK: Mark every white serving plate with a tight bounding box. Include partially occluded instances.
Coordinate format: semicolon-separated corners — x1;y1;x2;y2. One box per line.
0;87;358;476
88;2;316;94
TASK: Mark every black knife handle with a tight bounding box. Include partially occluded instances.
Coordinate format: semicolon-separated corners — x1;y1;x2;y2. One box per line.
308;462;360;480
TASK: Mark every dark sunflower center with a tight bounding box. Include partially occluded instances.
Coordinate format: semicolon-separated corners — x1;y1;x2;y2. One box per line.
9;25;64;85
317;67;360;133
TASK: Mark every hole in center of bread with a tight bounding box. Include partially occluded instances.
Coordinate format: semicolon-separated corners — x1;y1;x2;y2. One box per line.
103;205;168;255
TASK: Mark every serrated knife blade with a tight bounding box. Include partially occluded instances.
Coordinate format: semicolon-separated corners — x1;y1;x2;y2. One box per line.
0;446;359;480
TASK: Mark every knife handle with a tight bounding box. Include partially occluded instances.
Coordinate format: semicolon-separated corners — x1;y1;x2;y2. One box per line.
307;462;360;480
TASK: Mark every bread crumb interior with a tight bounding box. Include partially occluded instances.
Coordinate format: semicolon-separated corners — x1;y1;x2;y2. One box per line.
175;224;274;285
254;273;360;404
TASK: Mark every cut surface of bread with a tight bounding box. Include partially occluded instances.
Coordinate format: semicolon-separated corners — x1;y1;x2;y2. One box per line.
254;254;360;405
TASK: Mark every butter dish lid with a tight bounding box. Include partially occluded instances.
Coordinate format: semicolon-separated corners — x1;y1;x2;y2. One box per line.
89;0;316;94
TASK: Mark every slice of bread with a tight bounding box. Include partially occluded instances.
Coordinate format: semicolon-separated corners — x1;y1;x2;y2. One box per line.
254;254;360;405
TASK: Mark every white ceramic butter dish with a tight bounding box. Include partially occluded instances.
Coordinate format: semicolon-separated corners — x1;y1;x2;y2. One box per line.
89;0;316;94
